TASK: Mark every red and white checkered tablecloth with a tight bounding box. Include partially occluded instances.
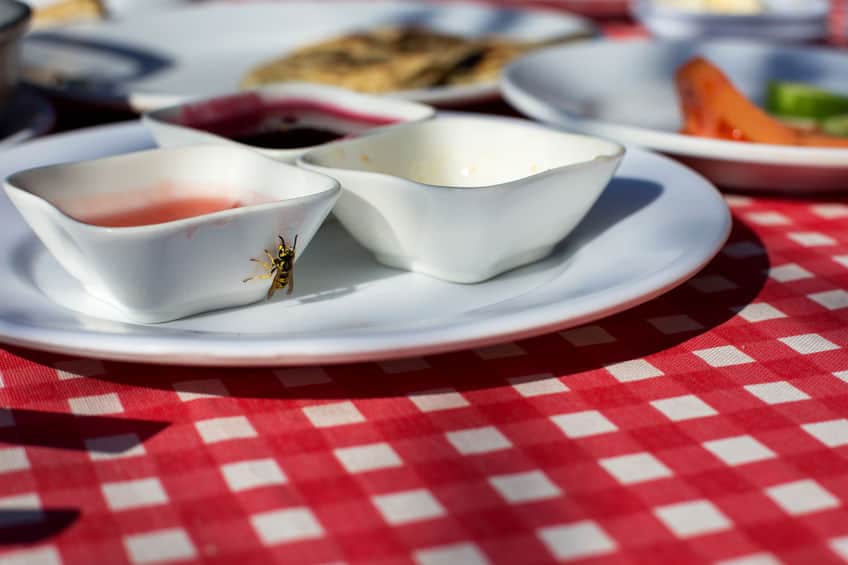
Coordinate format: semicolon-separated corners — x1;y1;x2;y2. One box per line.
3;3;848;565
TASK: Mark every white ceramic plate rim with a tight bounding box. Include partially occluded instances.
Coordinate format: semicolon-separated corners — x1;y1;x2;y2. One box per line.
0;121;730;366
501;38;848;167
22;1;596;110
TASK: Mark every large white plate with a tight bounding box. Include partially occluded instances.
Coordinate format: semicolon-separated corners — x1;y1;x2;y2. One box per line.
20;1;595;110
502;39;848;192
0;120;730;366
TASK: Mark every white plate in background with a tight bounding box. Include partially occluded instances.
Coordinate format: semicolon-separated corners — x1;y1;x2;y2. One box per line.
0;119;729;366
20;1;595;110
631;0;829;42
502;39;848;192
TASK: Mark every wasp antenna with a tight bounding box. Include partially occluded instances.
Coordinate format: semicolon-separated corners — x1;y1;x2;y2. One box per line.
278;235;286;247
292;234;298;251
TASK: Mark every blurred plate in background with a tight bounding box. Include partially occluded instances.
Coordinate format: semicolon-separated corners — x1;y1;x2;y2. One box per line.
631;0;829;42
20;1;595;110
502;39;848;192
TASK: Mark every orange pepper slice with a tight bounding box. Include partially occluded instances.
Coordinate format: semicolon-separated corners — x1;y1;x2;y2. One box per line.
675;57;848;148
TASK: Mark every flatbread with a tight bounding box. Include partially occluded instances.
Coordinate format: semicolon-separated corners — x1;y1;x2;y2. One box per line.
241;26;533;93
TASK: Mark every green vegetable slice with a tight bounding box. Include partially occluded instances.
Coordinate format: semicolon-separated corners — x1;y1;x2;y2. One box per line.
766;81;848;120
821;114;848;138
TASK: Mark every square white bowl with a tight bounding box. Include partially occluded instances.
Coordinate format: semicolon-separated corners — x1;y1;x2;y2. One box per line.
298;115;624;283
4;144;340;322
143;83;435;163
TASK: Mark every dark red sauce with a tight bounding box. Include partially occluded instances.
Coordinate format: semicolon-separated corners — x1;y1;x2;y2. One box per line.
230;126;344;149
177;94;398;149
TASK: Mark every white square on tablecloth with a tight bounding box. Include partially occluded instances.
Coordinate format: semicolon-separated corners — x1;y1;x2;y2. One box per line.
560;325;616;347
651;395;717;422
745;211;791;226
605;359;663;382
702;435;776;466
0;547;62;565
195;416;257;444
551;410;618;439
378;358;430;373
779;334;840;355
474;343;525;359
788;232;836;247
744;382;810;405
0;447;29;474
446;426;512;455
372;489;446;525
0;493;42;527
734;303;787;323
302;401;365;428
808;290;848;311
765;479;840;516
537;520;617;561
829;536;848;560
833;370;848;383
723;241;765;258
689;275;738;293
334;442;402;473
488;470;562;503
86;433;146;461
811;204;848;219
124;528;197;564
414;542;490;565
648;315;703;335
250;507;324;545
599;453;673;485
274;367;331;387
173;378;228;402
54;359;105;380
68;393;124;415
653;500;732;538
693;345;754;367
102;478;168;511
769;263;813;282
409;388;469;412
802;419;848;448
716;552;782;565
220;458;287;492
508;374;568;397
835;255;848;269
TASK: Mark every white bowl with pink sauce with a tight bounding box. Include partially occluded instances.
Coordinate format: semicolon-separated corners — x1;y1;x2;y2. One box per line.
3;144;340;323
142;83;436;163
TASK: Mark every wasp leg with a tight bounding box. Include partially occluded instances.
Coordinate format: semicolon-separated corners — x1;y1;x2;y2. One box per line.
242;273;274;283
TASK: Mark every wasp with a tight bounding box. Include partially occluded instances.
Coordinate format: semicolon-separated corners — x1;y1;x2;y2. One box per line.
243;235;298;299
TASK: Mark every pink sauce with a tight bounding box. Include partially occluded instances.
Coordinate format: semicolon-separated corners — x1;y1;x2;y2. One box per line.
177;93;399;148
81;196;241;227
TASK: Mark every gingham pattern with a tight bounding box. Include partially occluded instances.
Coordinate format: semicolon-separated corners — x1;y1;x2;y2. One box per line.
4;5;848;565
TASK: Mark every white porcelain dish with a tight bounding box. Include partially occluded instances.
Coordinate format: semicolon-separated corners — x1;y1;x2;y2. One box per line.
143;83;435;163
20;1;595;111
0;120;730;366
4;145;339;323
502;39;848;192
299;115;624;283
631;0;829;42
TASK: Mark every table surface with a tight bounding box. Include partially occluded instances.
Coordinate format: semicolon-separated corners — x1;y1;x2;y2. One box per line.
3;3;848;565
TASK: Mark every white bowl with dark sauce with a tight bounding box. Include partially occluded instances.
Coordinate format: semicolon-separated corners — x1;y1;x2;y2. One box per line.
143;83;435;163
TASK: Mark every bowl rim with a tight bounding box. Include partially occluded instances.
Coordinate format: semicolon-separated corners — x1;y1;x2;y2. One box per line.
142;82;437;157
0;0;30;40
4;144;341;235
297;114;626;191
